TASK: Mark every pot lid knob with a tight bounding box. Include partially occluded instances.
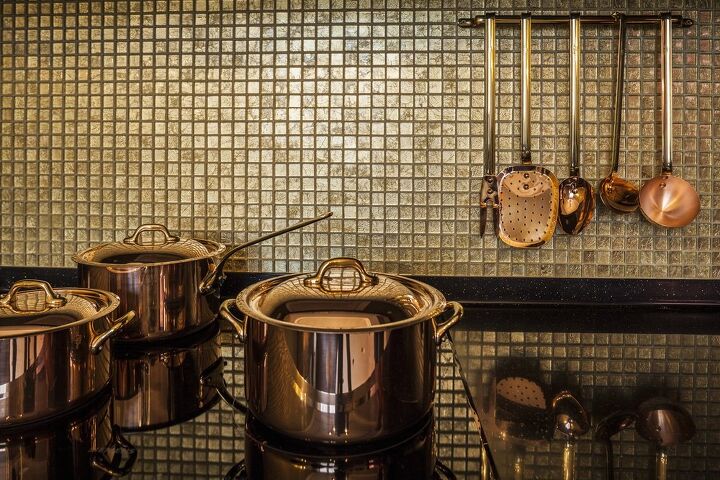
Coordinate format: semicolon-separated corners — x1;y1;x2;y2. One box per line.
304;257;378;291
123;224;180;246
0;279;67;312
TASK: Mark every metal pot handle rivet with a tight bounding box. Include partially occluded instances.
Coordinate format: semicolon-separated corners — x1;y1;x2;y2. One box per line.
122;224;180;246
218;299;246;343
303;257;378;290
0;279;67;310
90;426;138;477
90;311;137;354
434;301;463;345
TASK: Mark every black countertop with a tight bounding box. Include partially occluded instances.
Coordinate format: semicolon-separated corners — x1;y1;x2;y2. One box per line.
1;267;719;478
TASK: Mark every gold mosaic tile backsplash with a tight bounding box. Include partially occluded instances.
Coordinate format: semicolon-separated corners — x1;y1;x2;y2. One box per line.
1;1;718;278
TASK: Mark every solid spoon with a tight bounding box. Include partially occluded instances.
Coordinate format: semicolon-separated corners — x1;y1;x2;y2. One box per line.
559;14;594;234
598;13;640;213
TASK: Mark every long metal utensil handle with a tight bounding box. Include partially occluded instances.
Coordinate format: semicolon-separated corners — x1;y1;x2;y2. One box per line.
484;13;496;174
656;448;668;480
610;13;626;174
198;211;333;294
661;13;673;174
569;13;581;177
520;13;532;164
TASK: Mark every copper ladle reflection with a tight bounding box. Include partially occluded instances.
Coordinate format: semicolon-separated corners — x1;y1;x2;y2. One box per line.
559;15;594;234
639;15;700;227
599;14;640;214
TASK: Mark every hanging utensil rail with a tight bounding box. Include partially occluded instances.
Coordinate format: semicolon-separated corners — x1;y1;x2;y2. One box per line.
458;13;693;28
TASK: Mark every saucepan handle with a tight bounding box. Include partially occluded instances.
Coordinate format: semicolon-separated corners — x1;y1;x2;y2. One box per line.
90;311;137;354
198;212;333;295
91;426;138;477
434;301;463;345
200;358;247;414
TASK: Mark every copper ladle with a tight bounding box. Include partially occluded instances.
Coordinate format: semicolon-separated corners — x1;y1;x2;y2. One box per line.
639;14;700;227
599;13;640;213
559;14;594;234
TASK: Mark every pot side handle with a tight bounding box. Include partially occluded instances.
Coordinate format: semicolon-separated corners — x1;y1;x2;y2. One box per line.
90;311;137;354
218;299;246;343
434;301;463;345
90;426;138;477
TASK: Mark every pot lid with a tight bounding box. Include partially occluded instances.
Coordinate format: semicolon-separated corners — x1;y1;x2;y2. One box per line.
234;257;447;332
0;280;119;338
73;224;224;267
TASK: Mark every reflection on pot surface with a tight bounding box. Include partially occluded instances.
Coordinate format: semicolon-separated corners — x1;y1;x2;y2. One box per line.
0;387;136;480
242;412;437;480
112;321;221;432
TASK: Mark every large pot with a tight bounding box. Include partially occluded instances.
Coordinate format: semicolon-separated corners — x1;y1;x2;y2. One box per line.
112;321;221;431
73;224;226;342
0;386;136;479
219;257;463;444
0;280;136;427
73;214;331;342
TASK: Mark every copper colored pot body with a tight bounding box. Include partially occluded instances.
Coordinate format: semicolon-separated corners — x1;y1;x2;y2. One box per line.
220;258;463;444
75;239;223;342
112;322;221;431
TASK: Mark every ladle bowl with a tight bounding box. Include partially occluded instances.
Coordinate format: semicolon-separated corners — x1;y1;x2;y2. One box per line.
639;174;700;228
636;398;696;449
599;172;639;213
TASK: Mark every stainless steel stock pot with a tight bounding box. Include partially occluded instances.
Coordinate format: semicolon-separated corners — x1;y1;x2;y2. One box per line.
219;257;463;444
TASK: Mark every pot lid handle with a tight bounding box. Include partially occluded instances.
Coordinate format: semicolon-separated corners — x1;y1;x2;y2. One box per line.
304;257;378;291
0;280;67;311
123;224;180;246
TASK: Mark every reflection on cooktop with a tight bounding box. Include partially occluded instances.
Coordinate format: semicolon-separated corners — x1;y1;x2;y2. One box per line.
117;328;487;479
453;306;713;479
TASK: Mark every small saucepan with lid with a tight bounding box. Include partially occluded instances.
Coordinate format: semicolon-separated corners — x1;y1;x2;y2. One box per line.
0;279;136;427
218;257;463;444
73;213;331;342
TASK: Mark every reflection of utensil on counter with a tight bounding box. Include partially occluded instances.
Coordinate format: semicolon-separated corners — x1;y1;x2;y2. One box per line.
492;375;553;479
551;391;589;480
594;410;637;480
638;14;700;227
599;13;639;213
636;397;696;480
479;13;499;236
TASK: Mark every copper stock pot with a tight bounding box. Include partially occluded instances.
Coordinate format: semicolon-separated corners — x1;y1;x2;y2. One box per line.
219;257;463;444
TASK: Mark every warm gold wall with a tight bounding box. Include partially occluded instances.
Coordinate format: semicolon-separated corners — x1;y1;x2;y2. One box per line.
1;1;717;278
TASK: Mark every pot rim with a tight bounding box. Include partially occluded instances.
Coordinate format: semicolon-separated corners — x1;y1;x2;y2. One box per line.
0;288;121;340
72;238;225;268
233;272;448;333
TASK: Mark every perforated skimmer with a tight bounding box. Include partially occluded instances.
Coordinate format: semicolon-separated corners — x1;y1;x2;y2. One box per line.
496;13;559;248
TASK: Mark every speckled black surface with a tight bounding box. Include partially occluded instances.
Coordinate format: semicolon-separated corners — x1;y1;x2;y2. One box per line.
2;266;718;333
